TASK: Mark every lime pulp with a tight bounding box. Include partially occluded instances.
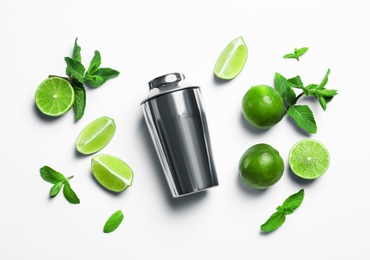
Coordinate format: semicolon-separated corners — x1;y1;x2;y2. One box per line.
76;116;116;155
214;36;248;80
288;139;330;179
91;154;134;192
35;77;75;116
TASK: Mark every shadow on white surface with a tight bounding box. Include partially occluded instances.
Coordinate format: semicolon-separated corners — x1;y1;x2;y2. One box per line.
236;175;268;197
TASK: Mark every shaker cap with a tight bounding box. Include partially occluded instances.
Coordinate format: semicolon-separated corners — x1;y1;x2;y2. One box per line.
141;72;199;104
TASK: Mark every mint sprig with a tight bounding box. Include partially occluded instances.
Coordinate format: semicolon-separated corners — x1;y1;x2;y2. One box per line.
260;189;304;233
274;68;338;134
283;47;309;61
40;166;80;204
52;37;119;121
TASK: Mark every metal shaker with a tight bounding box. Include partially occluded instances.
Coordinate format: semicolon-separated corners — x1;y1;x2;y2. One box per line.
141;72;218;198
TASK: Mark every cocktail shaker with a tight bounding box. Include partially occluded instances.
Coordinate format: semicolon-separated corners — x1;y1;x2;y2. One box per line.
141;72;218;198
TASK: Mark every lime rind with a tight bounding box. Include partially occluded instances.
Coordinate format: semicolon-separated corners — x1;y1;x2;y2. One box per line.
91;154;134;192
35;77;75;117
288;139;330;179
214;36;248;80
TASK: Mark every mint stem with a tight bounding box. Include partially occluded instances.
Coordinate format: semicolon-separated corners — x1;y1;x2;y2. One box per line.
66;175;74;180
285;92;305;113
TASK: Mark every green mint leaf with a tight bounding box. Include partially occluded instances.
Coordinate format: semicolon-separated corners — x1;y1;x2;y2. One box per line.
87;50;102;76
71;80;86;121
288;75;308;95
260;211;286;233
104;210;124;233
40;166;66;184
49;182;64;197
93;67;120;82
274;72;296;105
84;75;105;87
283;53;297;59
64;57;85;83
318;89;338;98
63;180;80;204
317;68;330;90
295;47;309;58
305;84;318;91
72;37;82;62
281;189;305;213
287;105;317;134
316;91;327;110
276;206;294;215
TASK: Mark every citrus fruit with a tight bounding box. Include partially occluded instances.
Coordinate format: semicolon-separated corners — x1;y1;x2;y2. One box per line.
288;139;330;179
76;116;116;155
91;154;134;192
214;36;248;80
239;143;284;189
242;85;285;129
35;77;75;116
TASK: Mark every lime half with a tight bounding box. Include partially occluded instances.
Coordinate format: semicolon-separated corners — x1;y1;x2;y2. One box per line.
35;77;75;116
91;154;134;192
214;36;248;80
76;116;116;155
288;139;330;180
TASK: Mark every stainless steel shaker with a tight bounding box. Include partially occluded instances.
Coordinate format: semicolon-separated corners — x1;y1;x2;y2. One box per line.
141;72;218;198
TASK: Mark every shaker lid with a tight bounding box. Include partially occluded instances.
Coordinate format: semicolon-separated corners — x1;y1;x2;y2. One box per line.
141;72;199;104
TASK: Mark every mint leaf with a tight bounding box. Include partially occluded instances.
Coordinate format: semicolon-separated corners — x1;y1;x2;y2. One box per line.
71;80;86;121
287;105;317;134
104;210;124;233
84;75;105;87
87;50;101;75
295;47;309;58
40;166;66;184
63;180;80;204
282;53;296;59
317;68;330;90
72;37;82;62
50;182;64;197
288;75;308;94
281;189;305;213
260;211;286;233
65;57;85;83
93;67;120;82
274;72;296;104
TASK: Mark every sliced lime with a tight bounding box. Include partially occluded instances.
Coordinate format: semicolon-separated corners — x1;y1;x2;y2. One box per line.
35;77;75;116
214;36;248;80
76;116;116;155
288;139;330;180
91;154;134;192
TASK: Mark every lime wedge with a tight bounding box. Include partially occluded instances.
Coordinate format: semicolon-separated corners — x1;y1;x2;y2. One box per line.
214;36;248;80
76;116;116;155
288;139;330;180
91;154;134;192
35;77;75;116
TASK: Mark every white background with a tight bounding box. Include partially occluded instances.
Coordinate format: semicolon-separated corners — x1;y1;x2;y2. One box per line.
1;0;369;259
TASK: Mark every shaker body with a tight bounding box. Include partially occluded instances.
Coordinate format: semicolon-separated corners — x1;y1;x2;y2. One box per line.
141;74;218;197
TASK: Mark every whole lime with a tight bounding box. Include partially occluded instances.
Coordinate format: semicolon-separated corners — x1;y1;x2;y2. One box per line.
242;85;285;129
238;143;284;189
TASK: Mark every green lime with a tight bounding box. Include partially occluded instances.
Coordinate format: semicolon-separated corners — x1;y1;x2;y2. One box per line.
91;154;134;192
76;116;116;155
242;85;285;129
214;36;248;80
35;77;75;116
288;139;330;179
239;143;284;189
